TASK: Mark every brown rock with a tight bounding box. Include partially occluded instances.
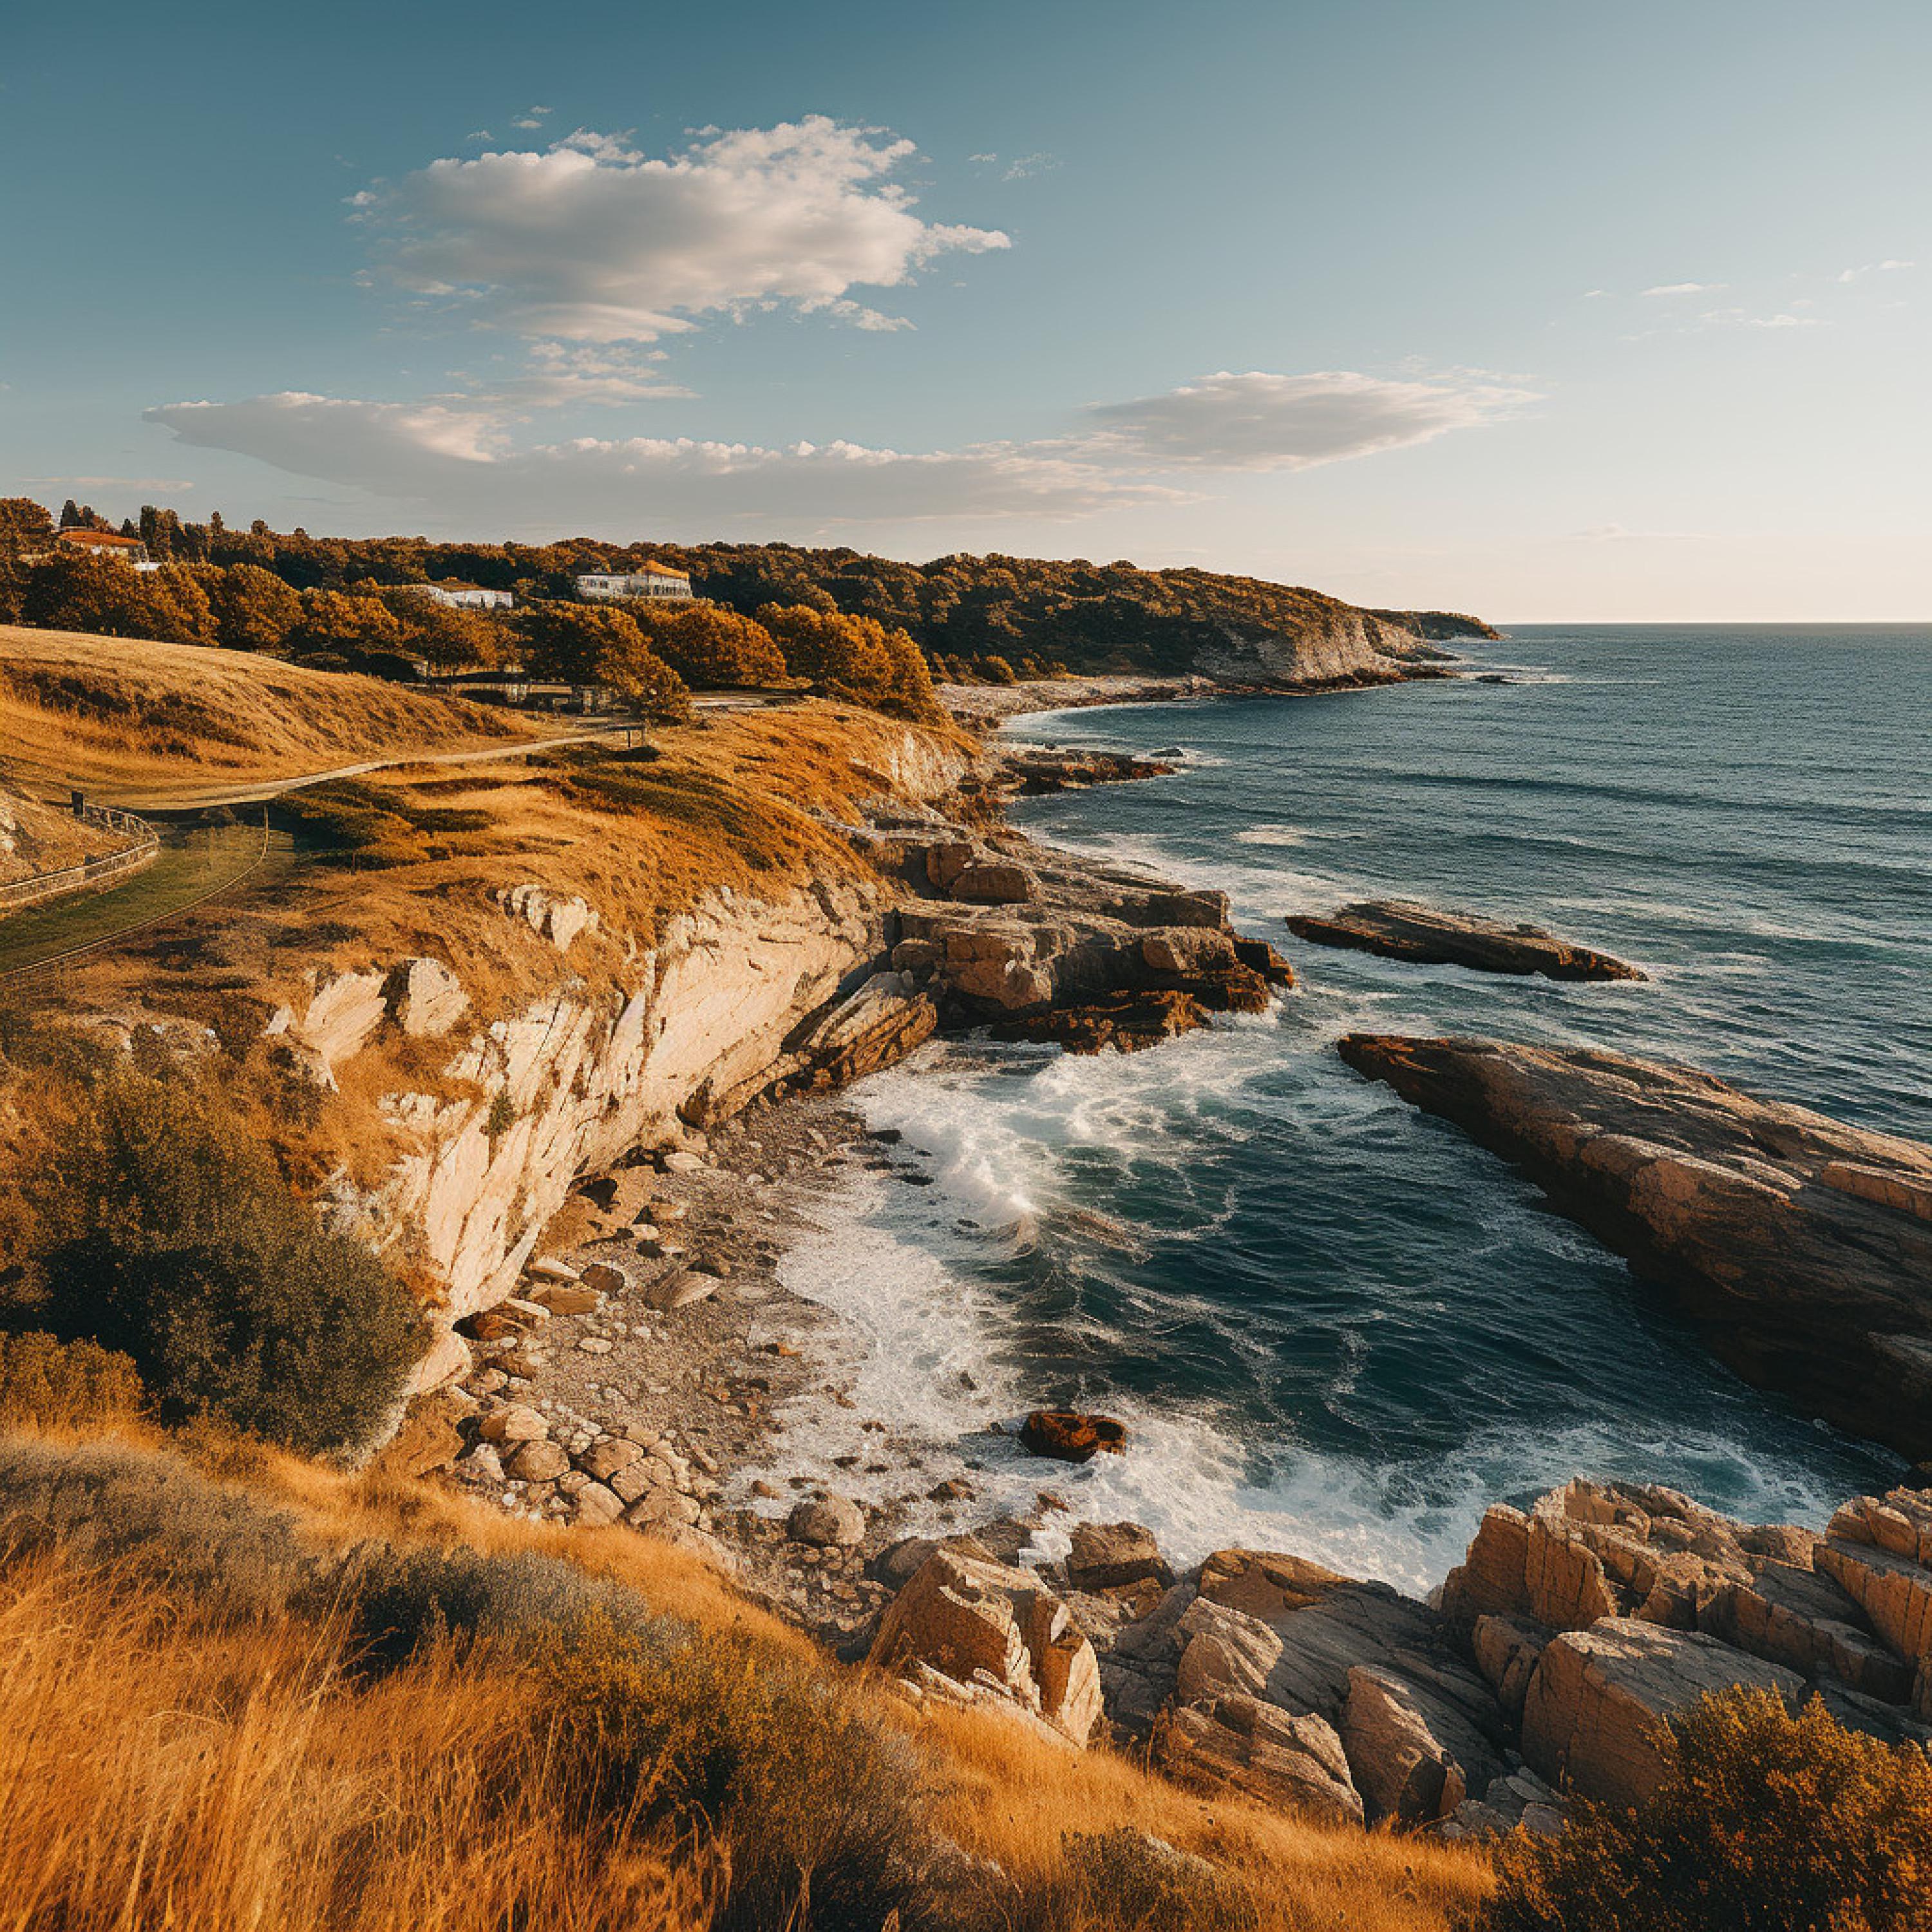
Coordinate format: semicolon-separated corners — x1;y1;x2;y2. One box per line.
574;1482;625;1526
1141;928;1240;976
1520;1618;1803;1809
1020;1410;1128;1463
1066;1521;1172;1594
526;1282;600;1316
478;1404;547;1445
871;1547;1104;1745
1340;1665;1475;1824
950;862;1038;905
508;1439;569;1482
1153;1694;1364;1824
578;1437;643;1482
1290;901;1644;981
1470;1613;1548;1723
1338;1035;1932;1461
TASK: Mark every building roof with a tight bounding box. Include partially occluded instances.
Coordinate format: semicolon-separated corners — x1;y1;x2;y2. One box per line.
57;529;145;549
575;561;689;579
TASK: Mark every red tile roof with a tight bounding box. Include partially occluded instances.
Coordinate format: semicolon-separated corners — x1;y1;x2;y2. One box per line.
57;529;145;549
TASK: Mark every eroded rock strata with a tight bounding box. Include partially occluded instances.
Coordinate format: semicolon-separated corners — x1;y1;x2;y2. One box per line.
1336;1034;1932;1461
1287;901;1644;982
860;1477;1932;1836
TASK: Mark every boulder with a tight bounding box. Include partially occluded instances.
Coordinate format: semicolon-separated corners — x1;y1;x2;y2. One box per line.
1520;1618;1803;1808
297;966;388;1068
1288;901;1644;981
1141;929;1240;977
508;1439;570;1483
404;1325;473;1397
1153;1694;1363;1824
579;1261;629;1296
526;1282;600;1316
1470;1613;1548;1723
578;1437;643;1482
526;1258;582;1284
788;1495;866;1548
384;956;470;1038
950;863;1038;906
1814;1535;1932;1665
1066;1522;1172;1595
871;1547;1104;1745
574;1482;625;1526
922;840;978;892
1340;1667;1474;1824
1020;1410;1127;1463
478;1404;547;1445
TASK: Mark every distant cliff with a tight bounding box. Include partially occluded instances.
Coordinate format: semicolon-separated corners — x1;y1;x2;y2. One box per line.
672;544;1480;690
1367;609;1502;641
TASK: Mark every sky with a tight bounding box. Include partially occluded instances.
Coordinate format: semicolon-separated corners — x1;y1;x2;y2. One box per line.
4;0;1927;618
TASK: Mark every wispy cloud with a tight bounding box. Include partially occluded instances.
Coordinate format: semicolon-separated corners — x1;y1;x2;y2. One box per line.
23;474;195;491
360;117;1010;344
1641;281;1727;297
1081;369;1536;471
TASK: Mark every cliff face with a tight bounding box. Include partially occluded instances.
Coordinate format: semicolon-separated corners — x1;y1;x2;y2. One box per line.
279;724;975;1335
1191;608;1442;688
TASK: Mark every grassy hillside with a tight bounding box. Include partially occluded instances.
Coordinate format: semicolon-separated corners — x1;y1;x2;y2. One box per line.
0;782;128;887
0;1422;1487;1932
0;626;538;798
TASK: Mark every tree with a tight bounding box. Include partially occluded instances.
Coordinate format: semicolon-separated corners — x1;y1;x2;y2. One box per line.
0;497;56;556
755;603;942;722
17;554;214;644
287;588;404;656
379;591;507;669
515;603;690;720
629;603;788;689
209;562;303;652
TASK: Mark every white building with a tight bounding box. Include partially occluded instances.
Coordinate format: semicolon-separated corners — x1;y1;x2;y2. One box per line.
414;581;514;611
574;562;693;603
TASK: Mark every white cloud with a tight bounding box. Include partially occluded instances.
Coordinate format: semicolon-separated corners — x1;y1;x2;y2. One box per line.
1004;153;1058;180
1837;258;1916;281
144;392;1182;528
1641;281;1727;296
1079;370;1534;471
468;341;694;407
366;117;1010;343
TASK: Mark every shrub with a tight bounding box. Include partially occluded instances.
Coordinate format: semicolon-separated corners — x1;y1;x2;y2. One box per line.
0;1332;144;1430
1019;1829;1258;1932
542;1612;933;1931
1481;1687;1932;1932
32;1075;424;1453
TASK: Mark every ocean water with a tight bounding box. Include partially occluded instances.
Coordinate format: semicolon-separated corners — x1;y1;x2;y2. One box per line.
764;627;1929;1589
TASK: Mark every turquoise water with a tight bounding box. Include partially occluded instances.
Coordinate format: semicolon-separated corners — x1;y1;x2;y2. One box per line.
770;628;1926;1586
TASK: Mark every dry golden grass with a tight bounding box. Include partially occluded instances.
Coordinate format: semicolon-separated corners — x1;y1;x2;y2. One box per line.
0;624;538;797
0;1420;1488;1932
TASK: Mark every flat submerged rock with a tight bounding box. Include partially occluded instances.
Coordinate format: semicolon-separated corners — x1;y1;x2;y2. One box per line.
1288;900;1645;982
1338;1033;1932;1460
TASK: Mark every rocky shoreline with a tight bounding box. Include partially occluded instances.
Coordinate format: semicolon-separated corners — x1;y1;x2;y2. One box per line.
374;690;1932;1845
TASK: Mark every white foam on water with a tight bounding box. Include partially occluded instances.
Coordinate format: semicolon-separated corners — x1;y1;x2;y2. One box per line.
1233;824;1309;847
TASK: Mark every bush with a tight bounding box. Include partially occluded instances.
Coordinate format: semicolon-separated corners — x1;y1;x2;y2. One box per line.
542;1612;933;1932
33;1075;424;1453
0;1332;144;1430
1021;1830;1258;1932
1482;1687;1932;1932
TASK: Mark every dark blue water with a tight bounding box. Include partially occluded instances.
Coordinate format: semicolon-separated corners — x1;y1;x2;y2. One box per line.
768;628;1927;1585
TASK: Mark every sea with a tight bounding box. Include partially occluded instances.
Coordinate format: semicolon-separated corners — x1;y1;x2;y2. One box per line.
759;626;1930;1589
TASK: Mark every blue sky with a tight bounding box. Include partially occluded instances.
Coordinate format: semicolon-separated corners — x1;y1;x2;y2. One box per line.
5;0;1927;617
